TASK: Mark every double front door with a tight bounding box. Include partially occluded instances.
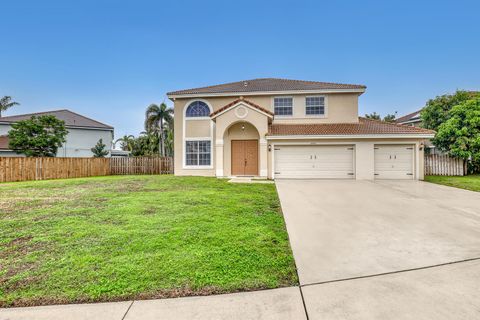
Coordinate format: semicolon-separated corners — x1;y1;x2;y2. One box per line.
231;140;258;176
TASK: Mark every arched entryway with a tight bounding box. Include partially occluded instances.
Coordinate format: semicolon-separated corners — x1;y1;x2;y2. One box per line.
223;121;260;176
211;98;271;178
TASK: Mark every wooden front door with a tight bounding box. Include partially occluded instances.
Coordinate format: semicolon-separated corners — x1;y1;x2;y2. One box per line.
231;140;258;176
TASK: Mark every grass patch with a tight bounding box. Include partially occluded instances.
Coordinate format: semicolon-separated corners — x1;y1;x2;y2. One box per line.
0;175;297;307
425;175;480;192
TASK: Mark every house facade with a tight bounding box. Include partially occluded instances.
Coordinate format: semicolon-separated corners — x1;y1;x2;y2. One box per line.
167;78;434;180
0;110;114;157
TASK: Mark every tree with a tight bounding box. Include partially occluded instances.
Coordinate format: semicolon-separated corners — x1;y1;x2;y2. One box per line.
433;97;480;173
383;113;397;123
91;139;109;157
365;112;397;122
131;132;159;156
364;112;381;120
144;103;174;156
114;134;135;151
421;90;480;130
8;115;68;157
0;96;20;117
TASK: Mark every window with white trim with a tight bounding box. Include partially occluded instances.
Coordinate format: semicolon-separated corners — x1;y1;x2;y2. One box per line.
274;97;293;116
185;140;211;166
186;101;210;117
305;96;325;115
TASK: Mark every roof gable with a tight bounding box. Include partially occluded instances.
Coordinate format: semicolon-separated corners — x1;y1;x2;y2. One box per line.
0;109;113;129
210;98;274;119
168;78;366;97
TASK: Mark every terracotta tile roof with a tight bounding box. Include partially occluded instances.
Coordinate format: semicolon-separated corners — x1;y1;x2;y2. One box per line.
168;78;366;96
396;109;422;124
210;98;274;117
0;135;9;149
268;118;435;136
0;109;113;129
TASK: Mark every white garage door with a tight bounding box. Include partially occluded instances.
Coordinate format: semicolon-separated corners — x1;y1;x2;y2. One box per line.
374;145;414;179
274;145;355;179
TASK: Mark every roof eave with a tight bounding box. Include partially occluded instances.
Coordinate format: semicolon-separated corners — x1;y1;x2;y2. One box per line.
266;133;435;140
167;88;366;100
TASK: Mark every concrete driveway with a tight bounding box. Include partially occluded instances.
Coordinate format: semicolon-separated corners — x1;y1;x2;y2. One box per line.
276;179;480;319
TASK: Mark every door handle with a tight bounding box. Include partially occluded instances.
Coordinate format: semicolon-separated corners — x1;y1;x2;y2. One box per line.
244;159;247;166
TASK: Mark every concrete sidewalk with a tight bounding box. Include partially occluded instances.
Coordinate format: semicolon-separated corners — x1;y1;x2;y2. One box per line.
0;287;307;320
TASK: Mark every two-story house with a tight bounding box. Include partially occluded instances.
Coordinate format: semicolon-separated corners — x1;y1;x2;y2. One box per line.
0;109;114;157
167;78;434;180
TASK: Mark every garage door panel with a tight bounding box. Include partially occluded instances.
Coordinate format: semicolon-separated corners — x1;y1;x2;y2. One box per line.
274;145;355;179
374;145;414;180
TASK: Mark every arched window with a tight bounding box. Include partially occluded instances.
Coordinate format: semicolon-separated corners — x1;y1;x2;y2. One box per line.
185;101;210;117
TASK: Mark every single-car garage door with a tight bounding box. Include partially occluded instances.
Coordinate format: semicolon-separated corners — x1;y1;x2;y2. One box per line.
274;145;355;179
374;145;414;179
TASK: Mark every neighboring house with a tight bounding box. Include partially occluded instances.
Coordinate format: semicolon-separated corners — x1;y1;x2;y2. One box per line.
0;109;114;157
396;109;440;154
396;109;422;127
167;78;435;180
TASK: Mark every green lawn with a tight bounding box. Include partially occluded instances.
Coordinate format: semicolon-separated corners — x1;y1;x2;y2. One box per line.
0;175;297;307
425;175;480;192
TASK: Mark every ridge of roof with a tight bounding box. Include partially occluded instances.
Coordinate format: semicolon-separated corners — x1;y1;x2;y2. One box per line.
0;109;113;129
167;78;366;96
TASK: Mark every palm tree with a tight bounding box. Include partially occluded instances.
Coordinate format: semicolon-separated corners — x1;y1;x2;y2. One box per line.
114;134;135;151
0;96;20;117
144;103;173;156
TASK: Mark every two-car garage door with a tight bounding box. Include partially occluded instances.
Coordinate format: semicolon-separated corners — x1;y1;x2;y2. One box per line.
273;144;415;179
274;145;355;179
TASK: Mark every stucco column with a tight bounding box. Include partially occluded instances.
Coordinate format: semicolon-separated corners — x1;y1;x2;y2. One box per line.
259;137;268;177
215;139;224;177
355;141;375;180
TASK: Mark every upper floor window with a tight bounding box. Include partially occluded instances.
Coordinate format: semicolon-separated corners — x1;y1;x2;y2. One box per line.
186;101;210;117
305;96;325;115
274;97;293;116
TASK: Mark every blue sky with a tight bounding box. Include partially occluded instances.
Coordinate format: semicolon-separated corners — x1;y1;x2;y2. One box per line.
1;0;479;139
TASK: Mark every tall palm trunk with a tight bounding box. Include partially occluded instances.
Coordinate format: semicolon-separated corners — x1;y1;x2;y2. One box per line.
160;119;165;156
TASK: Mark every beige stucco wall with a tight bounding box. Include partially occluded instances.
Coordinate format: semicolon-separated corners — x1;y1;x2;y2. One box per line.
173;100;215;176
185;120;211;138
173;92;360;175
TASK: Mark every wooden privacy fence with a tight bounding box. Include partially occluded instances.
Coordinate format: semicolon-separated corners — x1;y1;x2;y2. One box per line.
109;157;173;175
0;157;110;183
0;156;173;183
425;154;465;176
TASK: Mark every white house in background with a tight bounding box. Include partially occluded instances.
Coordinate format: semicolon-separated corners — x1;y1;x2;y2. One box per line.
0;109;114;157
